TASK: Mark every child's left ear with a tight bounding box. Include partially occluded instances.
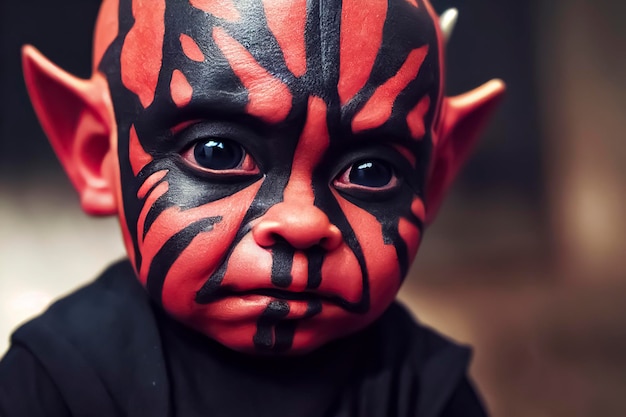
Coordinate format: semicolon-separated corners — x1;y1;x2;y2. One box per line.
22;45;117;216
425;79;506;223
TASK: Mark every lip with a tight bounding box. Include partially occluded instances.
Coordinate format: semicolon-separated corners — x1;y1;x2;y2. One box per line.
239;288;321;301
196;285;334;304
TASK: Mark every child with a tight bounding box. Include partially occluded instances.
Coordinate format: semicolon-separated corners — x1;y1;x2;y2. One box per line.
0;0;504;415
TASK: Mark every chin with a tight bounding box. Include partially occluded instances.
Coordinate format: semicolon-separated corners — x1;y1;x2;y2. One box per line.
225;314;380;356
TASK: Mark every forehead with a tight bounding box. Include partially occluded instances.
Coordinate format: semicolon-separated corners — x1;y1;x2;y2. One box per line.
98;0;440;140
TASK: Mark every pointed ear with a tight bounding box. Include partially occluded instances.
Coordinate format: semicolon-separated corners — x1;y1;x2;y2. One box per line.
425;79;506;223
22;45;117;216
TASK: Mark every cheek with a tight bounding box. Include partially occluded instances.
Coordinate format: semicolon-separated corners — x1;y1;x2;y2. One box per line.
399;196;425;263
398;218;421;262
157;183;262;316
219;232;273;289
320;244;362;303
159;218;240;318
116;173;262;318
333;191;404;314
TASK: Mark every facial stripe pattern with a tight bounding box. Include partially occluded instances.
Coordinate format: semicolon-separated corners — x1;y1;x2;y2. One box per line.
212;26;293;124
337;0;387;105
170;69;194;108
191;0;242;21
98;0;439;353
119;0;166;108
179;34;205;62
352;46;429;133
261;0;308;78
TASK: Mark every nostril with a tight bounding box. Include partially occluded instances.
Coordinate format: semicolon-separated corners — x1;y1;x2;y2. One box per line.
319;237;332;248
252;221;282;248
320;224;343;250
269;233;288;246
319;237;334;251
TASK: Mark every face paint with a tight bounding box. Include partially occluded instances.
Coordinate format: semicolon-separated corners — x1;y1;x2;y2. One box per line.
97;0;440;354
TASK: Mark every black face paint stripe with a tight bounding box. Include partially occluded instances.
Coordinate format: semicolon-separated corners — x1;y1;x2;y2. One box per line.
266;300;322;353
97;0;144;274
316;189;370;314
142;188;173;240
272;320;298;352
306;247;325;289
270;241;295;288
253;300;290;351
386;226;410;279
146;216;222;305
220;3;297;87
195;175;288;302
306;299;323;317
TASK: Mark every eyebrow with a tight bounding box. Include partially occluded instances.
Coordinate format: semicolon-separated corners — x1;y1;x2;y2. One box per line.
346;123;424;148
170;119;202;135
343;127;426;167
162;102;274;137
392;143;417;168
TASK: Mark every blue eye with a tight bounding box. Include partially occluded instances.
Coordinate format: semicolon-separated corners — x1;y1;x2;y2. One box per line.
348;160;393;187
193;139;243;170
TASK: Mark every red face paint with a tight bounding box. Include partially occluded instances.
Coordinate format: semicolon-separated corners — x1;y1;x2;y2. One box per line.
179;34;205;63
128;124;153;176
338;0;387;105
261;0;308;77
190;0;241;22
97;0;441;354
119;0;165;108
212;27;293;124
170;69;193;108
352;46;429;133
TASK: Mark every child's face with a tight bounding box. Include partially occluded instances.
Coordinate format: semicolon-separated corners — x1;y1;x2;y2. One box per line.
100;0;441;354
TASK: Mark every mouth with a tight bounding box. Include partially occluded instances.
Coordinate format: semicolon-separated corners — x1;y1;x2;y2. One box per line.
240;288;322;301
196;284;331;304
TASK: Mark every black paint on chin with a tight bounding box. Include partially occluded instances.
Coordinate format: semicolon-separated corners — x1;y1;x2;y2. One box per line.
272;321;298;352
252;299;323;353
253;300;290;351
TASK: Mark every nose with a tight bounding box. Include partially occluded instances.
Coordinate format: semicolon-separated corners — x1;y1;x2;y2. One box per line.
252;202;343;251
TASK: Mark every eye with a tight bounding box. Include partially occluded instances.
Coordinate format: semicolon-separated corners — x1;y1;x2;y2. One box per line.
348;161;393;187
334;159;400;195
194;139;242;169
182;138;258;174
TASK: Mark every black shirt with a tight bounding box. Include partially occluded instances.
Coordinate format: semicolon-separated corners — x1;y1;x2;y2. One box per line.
0;260;488;417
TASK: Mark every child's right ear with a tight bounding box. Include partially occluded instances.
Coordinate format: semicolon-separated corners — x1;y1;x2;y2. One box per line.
22;45;118;216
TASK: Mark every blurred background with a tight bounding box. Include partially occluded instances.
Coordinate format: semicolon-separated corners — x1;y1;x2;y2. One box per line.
1;0;625;416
